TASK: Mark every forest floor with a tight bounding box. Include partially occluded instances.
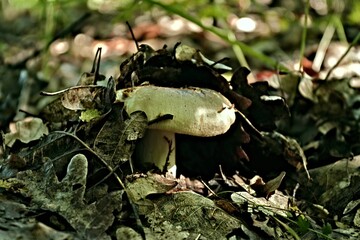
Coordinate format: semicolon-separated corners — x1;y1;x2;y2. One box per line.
1;1;360;239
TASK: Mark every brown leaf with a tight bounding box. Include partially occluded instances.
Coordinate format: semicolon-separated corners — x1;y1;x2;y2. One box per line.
40;98;80;124
262;171;286;198
60;85;107;111
93;109;147;168
16;154;124;239
125;173;177;202
248;171;286;198
141;191;257;239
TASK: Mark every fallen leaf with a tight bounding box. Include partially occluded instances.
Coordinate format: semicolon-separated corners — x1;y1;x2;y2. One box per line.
94;110;148;169
298;77;316;102
125;173;177;202
4;117;48;147
0;222;75;240
231;190;289;217
16;154;124;239
262;171;286;198
61;85;107;111
139;191;259;239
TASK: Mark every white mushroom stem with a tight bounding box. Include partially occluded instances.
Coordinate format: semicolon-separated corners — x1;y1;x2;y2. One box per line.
133;129;176;175
116;86;236;175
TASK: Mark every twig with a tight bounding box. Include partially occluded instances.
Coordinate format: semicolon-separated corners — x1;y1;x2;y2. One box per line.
324;31;360;81
162;136;174;174
235;110;264;141
126;21;140;51
298;0;310;72
91;47;102;82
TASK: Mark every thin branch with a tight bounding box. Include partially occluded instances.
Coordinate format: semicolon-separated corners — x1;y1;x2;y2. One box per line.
126;21;140;51
298;0;310;72
325;31;360;80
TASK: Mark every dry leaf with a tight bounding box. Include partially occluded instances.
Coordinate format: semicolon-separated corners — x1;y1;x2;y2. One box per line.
298;77;316;102
139;191;259;239
61;85;107;111
125;173;177;202
16;154;124;239
231;190;289;217
94;110;147;168
4;117;48;147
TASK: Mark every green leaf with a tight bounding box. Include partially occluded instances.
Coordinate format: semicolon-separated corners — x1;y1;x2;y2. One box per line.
296;216;310;235
80;109;102;122
321;222;332;236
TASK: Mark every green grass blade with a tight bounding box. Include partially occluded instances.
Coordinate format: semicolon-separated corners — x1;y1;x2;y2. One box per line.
298;0;310;72
143;0;288;71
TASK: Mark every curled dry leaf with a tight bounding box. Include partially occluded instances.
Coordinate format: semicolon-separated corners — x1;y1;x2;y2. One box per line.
261;171;286;198
60;85;107;111
4;117;48;147
40;98;80;125
41;85;107;111
235;172;286;199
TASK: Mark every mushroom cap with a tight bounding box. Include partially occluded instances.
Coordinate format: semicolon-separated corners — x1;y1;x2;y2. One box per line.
116;86;236;137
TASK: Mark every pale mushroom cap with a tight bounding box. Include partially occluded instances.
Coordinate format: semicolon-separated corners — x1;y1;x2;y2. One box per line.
116;86;236;136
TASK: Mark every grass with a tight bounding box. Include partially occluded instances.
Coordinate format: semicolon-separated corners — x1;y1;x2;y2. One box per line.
143;0;288;72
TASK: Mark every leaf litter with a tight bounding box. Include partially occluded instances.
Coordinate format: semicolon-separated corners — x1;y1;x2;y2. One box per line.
16;154;124;240
1;25;360;240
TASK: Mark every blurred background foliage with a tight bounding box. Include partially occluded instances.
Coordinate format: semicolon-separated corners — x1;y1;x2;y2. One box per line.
1;0;359;75
0;0;359;112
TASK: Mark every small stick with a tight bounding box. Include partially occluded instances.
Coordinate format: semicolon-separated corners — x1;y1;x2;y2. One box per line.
126;21;140;51
162;136;174;174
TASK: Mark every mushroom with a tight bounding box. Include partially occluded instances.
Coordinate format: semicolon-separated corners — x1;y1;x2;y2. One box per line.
116;85;236;175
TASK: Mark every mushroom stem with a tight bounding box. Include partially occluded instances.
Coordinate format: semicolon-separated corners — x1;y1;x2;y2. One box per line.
133;129;176;176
